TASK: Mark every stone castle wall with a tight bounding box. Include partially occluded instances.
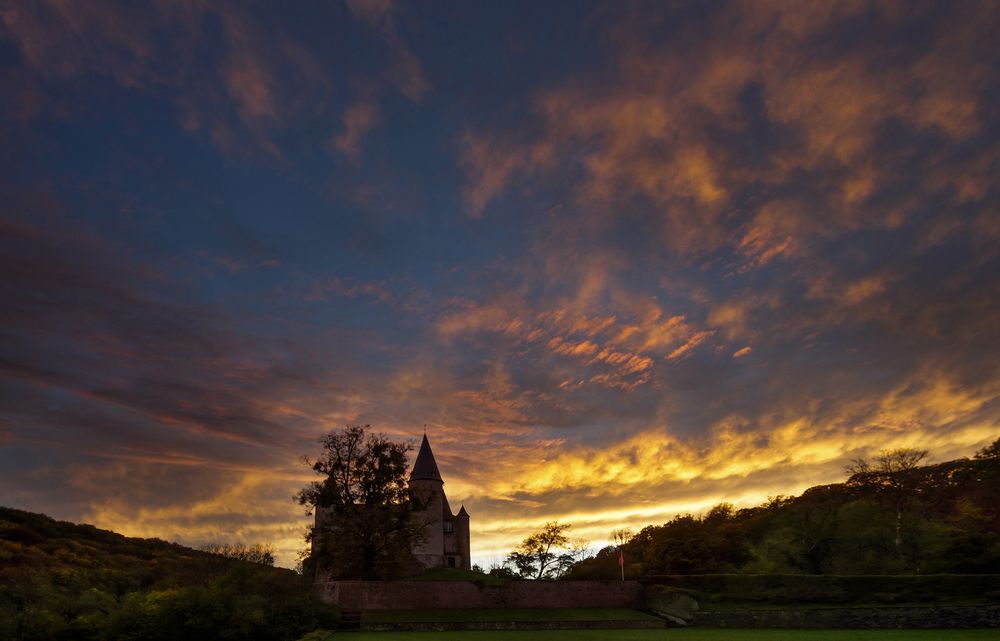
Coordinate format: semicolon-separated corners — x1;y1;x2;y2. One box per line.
320;580;645;610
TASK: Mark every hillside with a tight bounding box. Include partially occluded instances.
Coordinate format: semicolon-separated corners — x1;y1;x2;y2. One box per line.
0;507;337;641
568;444;1000;579
0;506;239;590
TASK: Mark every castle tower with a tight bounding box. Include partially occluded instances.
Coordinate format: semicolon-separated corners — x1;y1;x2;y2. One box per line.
409;433;445;567
408;434;470;569
455;505;471;570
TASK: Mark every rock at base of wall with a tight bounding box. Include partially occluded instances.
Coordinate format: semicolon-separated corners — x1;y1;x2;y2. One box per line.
646;586;699;626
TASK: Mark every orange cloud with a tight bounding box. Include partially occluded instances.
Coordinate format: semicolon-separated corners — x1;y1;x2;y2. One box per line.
460;1;994;261
459;131;539;218
333;99;381;159
666;330;714;361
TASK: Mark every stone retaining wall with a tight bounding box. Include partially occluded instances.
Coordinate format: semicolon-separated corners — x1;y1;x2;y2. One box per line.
695;604;1000;628
320;580;644;610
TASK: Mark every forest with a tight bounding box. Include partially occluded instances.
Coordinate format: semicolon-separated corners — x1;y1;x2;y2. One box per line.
567;441;1000;579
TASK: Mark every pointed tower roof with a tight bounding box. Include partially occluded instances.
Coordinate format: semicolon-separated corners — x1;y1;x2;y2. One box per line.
457;505;469;517
410;433;443;482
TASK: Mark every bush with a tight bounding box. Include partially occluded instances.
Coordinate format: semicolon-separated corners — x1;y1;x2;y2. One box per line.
102;565;339;641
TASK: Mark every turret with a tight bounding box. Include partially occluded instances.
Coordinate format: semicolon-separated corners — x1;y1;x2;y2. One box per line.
456;505;471;570
410;433;443;483
409;434;445;567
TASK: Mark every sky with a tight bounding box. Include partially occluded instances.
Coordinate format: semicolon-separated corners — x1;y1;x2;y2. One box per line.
1;0;998;569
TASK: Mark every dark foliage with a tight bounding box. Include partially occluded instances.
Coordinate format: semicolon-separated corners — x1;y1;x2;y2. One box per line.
0;507;338;641
566;450;1000;579
975;437;1000;464
201;542;276;566
506;521;575;579
297;425;424;580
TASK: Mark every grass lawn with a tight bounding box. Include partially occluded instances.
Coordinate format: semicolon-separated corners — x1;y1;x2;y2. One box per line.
699;602;996;611
363;608;660;623
329;631;1000;641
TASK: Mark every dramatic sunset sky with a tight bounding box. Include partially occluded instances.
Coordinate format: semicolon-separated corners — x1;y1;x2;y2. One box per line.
1;1;998;568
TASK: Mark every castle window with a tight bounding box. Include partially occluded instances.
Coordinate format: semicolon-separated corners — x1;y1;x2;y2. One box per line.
448;556;456;567
444;520;454;533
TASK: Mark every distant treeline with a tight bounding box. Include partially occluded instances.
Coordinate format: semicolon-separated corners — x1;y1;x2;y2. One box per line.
0;507;338;641
568;444;1000;579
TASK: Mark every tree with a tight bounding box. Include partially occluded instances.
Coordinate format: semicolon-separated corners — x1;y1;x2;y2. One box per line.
974;437;1000;480
568;537;595;563
846;447;929;564
611;528;633;548
296;425;424;580
506;522;574;579
974;437;1000;461
611;528;633;580
201;543;276;566
846;448;929;484
621;503;754;576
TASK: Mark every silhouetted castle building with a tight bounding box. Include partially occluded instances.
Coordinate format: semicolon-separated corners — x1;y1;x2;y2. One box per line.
312;433;471;573
408;434;471;570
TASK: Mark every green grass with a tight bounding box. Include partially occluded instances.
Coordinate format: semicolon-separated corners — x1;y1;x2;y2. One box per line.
699;601;996;612
363;608;660;623
328;630;1000;641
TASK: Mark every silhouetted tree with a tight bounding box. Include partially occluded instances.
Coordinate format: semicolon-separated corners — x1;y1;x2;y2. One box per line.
975;437;1000;461
507;522;574;579
610;528;633;579
201;543;276;566
644;512;747;574
846;448;929;564
296;425;424;580
611;528;633;548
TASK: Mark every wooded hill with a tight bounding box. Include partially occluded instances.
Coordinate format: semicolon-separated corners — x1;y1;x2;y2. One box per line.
568;442;1000;579
0;507;337;641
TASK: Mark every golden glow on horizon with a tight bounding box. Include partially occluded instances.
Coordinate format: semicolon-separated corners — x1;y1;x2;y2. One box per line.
64;365;998;569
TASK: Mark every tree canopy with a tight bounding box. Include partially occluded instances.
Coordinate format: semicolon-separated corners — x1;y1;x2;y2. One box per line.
201;542;276;566
506;521;577;579
975;437;1000;461
297;425;424;580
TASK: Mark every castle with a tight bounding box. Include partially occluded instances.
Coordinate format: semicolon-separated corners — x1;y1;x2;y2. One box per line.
407;433;471;570
312;433;471;572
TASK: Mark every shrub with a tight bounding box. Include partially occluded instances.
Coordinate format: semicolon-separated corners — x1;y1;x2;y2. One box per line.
101;565;338;641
